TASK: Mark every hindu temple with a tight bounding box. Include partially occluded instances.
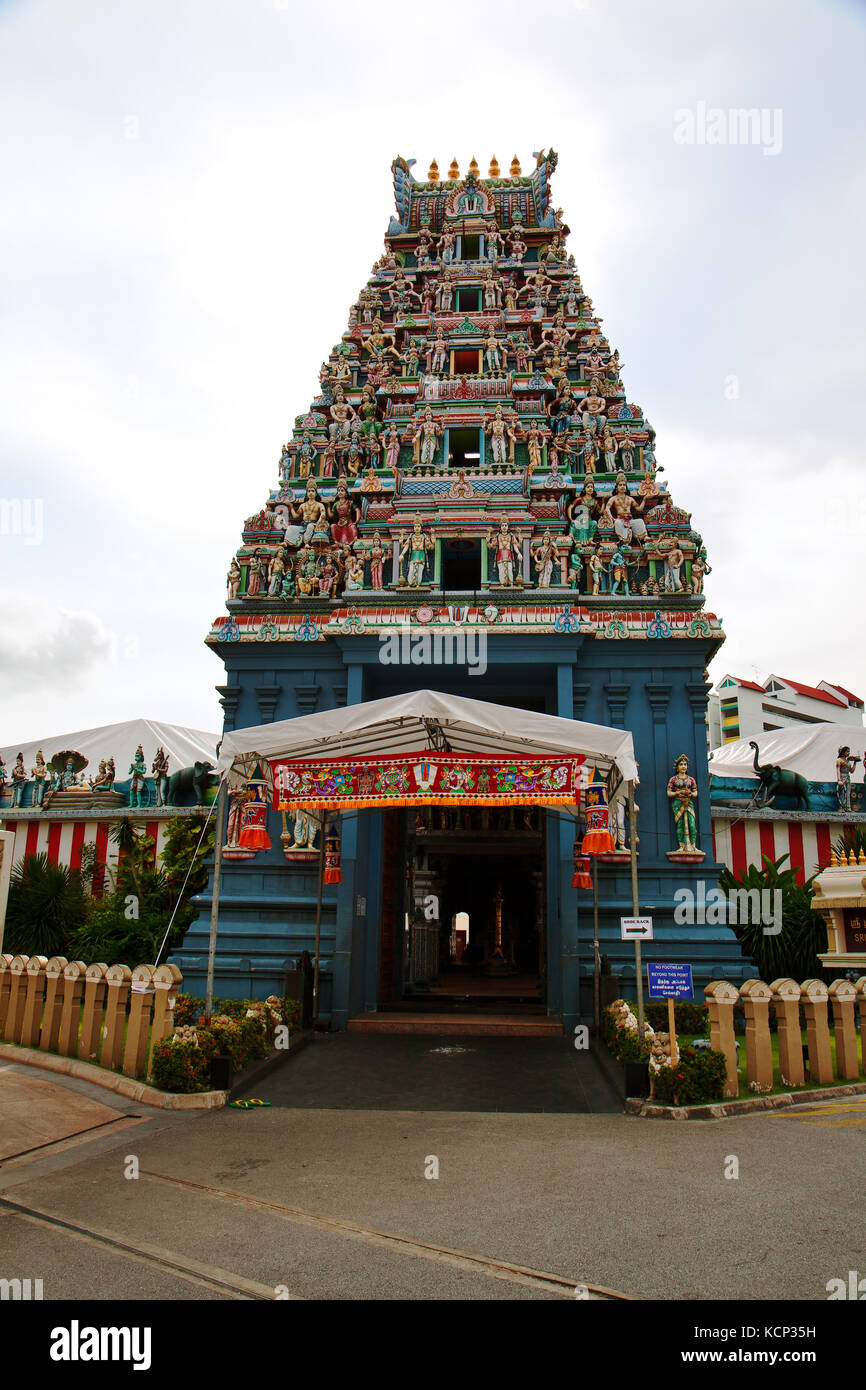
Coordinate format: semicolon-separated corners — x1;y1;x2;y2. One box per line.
173;149;746;1033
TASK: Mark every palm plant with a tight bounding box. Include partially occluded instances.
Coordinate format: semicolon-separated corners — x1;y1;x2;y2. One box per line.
5;853;87;956
718;853;830;983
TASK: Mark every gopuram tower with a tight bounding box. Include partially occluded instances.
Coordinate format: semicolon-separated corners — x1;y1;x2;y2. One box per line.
175;150;747;1032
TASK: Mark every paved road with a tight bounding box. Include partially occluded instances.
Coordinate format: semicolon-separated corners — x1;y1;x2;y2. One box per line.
1;1040;863;1302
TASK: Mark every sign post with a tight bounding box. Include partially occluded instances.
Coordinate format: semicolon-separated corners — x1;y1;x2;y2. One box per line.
647;963;694;1070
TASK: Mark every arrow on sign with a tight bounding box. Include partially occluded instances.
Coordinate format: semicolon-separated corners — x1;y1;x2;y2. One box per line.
620;916;653;940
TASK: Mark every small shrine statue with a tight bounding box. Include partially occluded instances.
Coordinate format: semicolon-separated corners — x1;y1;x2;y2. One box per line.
619;426;636;472
11;753;27;807
128;744;148;809
268;548;287;595
608;549;631;596
667;754;699;853
567;480;599;546
383;422;401;471
601;427;618;473
31;749;49;807
589;546;606;595
836;746;861;813
665;538;685;593
279;440;293;484
93;759;113;790
152;747;169;806
523;419;548;474
690;549;710;595
344;553;366;592
577;378;607;437
295;432;317;478
400;515;436;587
487;518;522;586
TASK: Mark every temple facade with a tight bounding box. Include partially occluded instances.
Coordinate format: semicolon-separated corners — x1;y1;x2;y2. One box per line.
174;150;750;1032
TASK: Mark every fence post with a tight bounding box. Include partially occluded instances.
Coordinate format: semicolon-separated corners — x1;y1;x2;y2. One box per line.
828;978;859;1081
20;956;48;1048
148;964;182;1078
856;978;866;1074
4;956;30;1043
78;963;108;1064
59;961;88;1056
769;978;805;1087
0;955;13;1034
705;980;740;1098
102;965;132;1071
740;978;774;1092
40;957;68;1051
801;978;833;1085
123;965;155;1078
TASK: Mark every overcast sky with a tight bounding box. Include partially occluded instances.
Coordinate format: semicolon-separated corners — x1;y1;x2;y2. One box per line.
1;0;864;745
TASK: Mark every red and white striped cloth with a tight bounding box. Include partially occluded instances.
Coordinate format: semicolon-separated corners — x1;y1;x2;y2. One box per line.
711;815;834;886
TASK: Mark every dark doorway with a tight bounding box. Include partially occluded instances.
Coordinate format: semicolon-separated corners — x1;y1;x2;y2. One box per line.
448;426;481;468
441;538;481;591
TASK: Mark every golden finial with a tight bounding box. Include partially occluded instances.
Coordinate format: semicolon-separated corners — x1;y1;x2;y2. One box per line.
830;850;838;867
510;154;522;178
489;155;500;178
848;849;856;865
859;849;866;864
448;158;460;181
428;159;439;183
468;155;479;176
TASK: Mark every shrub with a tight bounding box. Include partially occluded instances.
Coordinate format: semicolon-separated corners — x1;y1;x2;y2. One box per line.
718;854;829;983
5;853;87;956
207;1014;268;1071
651;1046;727;1106
602;1001;651;1062
150;1027;217;1093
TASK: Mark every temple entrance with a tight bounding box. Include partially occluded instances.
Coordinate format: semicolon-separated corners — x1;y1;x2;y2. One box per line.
377;806;547;1020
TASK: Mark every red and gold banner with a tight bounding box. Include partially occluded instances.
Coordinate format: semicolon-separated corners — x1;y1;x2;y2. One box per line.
272;752;584;812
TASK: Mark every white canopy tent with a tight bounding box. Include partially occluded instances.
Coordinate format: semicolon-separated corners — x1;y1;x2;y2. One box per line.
208;691;642;1023
216;688;639;808
709;722;866;784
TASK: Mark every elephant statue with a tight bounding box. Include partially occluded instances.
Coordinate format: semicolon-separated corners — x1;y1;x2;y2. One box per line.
166;761;217;806
747;742;810;811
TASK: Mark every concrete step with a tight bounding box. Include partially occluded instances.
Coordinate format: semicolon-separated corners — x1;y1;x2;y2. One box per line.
346;1012;563;1037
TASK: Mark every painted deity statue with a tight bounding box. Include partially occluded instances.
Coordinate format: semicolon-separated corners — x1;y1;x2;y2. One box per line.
291;478;328;544
31;749;49;807
369;532;386;590
487;518;522;586
523;420;548;474
11;753;27;807
93;759;114;790
601;427;618;473
618;427;636;473
665;538;685;593
608;549;630;596
484;405;516;465
429;329;448;376
532;530;557;589
328;384;357;441
400;516;436;587
227;558;241;600
483;327;503;375
577;378;607;437
128;744;148;809
567;480;599;546
836;747;861;813
413;407;442;467
603;472;649;546
589;546;606;595
668;754;699;853
268;549;287;595
344;554;366;592
330;481;358;545
295;432;317;478
383;422;401;471
152;747;169;806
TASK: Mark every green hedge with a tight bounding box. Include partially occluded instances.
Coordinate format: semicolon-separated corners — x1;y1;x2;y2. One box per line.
644;1001;709;1034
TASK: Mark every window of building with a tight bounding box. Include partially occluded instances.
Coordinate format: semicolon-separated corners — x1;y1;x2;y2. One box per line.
452;349;480;377
460;234;480;260
441;538;482;591
448;426;481;467
456;287;481;312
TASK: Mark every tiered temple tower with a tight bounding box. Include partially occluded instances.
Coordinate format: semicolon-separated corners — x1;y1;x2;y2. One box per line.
175;150;748;1031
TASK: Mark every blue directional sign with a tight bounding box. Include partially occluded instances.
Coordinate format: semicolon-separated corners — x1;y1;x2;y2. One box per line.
647;963;694;1000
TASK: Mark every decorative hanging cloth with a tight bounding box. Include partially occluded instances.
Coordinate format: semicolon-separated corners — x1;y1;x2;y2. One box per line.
237;778;272;851
271;751;585;813
571;835;593;889
580;767;617;856
323;825;342;884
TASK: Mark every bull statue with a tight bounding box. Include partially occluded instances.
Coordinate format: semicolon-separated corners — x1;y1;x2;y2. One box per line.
747;742;810;811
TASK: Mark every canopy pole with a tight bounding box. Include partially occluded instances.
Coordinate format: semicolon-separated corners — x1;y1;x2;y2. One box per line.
205;780;227;1018
592;854;600;1034
628;781;645;1038
312;815;327;1028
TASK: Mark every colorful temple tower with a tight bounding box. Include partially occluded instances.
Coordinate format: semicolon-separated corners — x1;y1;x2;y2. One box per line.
175;149;748;1031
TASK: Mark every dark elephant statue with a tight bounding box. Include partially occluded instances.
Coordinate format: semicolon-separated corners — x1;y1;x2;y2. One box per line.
166;761;217;806
747;742;810;811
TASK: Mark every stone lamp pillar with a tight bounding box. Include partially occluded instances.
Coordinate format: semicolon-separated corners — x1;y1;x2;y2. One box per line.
740;978;773;1092
812;860;866;971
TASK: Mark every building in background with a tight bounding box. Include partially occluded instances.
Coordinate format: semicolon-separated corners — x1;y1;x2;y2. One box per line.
708;674;864;750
